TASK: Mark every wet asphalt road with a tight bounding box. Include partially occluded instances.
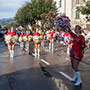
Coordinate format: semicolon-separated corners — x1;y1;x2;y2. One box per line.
0;36;90;90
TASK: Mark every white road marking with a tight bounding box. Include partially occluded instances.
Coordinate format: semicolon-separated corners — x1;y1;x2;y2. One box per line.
59;72;72;81
40;59;50;65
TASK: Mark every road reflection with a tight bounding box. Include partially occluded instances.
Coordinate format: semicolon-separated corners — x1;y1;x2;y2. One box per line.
40;64;69;90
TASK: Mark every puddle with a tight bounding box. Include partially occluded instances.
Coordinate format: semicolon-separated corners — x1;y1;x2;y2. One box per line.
40;64;69;90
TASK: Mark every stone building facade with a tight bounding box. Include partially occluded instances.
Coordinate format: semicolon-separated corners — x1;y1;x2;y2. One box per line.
54;0;90;29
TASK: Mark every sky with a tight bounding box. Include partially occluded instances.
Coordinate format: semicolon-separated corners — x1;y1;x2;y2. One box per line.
0;0;31;19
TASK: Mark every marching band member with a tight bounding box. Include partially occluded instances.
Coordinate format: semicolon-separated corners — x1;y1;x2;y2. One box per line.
5;26;18;58
24;30;31;54
6;29;11;52
10;26;17;58
87;30;90;47
55;29;60;43
48;28;55;53
33;27;40;57
19;31;24;49
41;32;45;49
63;32;72;55
69;25;86;87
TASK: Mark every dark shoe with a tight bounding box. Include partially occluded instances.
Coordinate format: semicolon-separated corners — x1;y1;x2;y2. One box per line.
74;83;82;87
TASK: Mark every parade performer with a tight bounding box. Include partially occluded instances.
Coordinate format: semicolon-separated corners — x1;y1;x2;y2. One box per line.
47;28;55;53
5;26;18;58
46;28;50;41
23;30;32;54
63;32;73;55
55;29;60;43
55;16;86;87
87;30;90;47
33;27;40;57
69;25;86;87
38;29;42;35
41;32;45;49
6;29;11;52
19;31;24;49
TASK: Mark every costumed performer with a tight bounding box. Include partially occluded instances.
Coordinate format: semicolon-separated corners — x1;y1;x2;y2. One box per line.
24;30;32;54
33;27;40;57
5;26;17;58
19;31;24;49
41;32;45;49
69;25;86;87
48;28;55;53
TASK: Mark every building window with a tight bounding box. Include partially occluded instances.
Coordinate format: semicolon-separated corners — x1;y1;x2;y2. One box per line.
76;0;79;4
59;0;62;7
75;10;80;19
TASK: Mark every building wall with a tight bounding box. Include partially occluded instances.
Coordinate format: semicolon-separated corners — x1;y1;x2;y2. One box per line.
54;0;65;15
66;0;72;20
71;0;86;28
54;0;88;29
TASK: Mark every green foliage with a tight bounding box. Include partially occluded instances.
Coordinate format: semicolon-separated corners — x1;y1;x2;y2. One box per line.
15;0;57;28
33;24;40;28
41;11;58;28
77;1;90;15
15;2;33;27
6;22;15;29
76;1;90;21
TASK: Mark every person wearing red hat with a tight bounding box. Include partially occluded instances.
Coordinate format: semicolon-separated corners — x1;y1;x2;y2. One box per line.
48;28;55;53
33;27;40;57
24;30;31;54
69;25;86;87
9;26;17;58
19;31;24;49
63;32;73;55
6;29;11;52
41;32;45;49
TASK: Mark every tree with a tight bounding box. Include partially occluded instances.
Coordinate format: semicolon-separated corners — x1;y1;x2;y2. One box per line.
77;1;90;21
15;2;33;27
15;0;57;28
41;11;58;29
6;22;15;29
